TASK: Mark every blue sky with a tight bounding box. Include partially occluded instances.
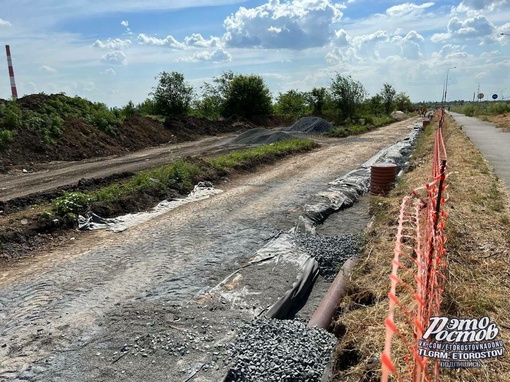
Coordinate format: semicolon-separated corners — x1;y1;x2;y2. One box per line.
0;0;509;107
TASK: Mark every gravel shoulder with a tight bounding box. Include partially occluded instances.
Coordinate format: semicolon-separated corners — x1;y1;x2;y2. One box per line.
0;118;419;381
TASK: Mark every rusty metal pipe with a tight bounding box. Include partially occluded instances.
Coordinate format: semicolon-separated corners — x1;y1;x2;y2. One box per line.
308;258;358;329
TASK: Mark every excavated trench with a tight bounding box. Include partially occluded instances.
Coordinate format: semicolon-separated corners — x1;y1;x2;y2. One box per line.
0;118;420;382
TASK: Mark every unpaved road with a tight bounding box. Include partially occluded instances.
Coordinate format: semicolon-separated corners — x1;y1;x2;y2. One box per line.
0;118;419;381
0;135;237;202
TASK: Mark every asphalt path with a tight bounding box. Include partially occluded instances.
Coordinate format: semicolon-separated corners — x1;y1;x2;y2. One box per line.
450;112;510;199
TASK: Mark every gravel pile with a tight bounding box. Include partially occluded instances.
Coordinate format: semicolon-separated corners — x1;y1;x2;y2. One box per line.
292;234;361;280
284;117;335;134
226;318;336;381
231;128;295;145
390;110;409;121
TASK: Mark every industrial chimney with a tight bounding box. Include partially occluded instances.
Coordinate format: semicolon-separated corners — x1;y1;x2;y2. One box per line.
5;45;18;100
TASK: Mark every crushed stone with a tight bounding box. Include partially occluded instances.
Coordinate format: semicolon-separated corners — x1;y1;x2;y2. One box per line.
230;128;296;145
284;117;335;134
225;318;336;381
292;233;361;281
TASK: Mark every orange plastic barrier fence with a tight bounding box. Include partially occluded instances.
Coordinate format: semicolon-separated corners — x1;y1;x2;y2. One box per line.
381;109;449;382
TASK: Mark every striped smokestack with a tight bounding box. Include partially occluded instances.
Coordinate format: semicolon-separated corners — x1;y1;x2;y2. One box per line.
5;45;18;100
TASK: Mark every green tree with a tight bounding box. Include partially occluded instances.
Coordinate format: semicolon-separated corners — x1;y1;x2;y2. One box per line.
380;83;396;115
137;99;156;115
274;90;307;117
395;92;412;112
306;87;328;115
366;94;384;115
194;81;224;119
330;74;368;121
122;101;137;118
221;74;272;118
152;71;194;117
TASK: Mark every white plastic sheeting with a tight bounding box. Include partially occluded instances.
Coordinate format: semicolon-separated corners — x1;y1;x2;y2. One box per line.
78;182;223;232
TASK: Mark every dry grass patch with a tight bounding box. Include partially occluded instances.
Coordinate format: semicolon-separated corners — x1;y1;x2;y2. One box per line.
330;115;510;381
486;114;510;132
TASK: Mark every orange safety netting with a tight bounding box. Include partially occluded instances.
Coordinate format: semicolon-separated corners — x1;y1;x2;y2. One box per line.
381;109;449;382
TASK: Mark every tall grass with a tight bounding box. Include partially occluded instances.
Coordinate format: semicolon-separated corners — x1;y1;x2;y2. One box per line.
452;102;510;117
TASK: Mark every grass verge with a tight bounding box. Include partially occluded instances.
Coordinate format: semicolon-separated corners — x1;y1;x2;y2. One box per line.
330;115;510;381
327;116;396;138
51;139;318;219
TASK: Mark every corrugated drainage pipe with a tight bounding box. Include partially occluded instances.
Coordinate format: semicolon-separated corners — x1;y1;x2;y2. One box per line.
308;258;358;329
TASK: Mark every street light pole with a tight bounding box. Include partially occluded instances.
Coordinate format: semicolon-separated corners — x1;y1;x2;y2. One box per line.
444;66;456;106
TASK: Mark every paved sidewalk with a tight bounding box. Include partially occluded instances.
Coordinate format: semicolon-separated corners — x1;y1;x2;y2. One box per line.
449;112;510;199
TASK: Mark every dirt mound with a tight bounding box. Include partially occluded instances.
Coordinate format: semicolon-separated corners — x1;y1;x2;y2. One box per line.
0;97;256;171
0;116;173;167
163;115;255;142
230;128;295;145
284;117;335;133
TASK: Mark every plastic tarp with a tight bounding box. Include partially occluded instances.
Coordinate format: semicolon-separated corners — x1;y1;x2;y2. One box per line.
298;123;422;234
265;256;320;319
77;182;223;232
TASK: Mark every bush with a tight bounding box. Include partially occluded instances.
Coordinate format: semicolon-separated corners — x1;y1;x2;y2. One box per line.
1;102;22;129
53;192;93;215
0;129;14;149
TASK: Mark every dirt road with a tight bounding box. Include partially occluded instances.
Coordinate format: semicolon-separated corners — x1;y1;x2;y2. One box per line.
0;118;419;381
0;135;237;202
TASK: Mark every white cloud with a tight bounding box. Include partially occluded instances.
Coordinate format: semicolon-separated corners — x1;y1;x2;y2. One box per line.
0;18;12;26
405;30;425;43
184;33;221;48
430;44;472;65
457;0;510;12
333;29;349;47
327;28;425;65
352;30;390;46
431;15;498;43
137;33;186;49
40;65;57;73
101;51;128;65
179;48;232;63
392;31;425;59
121;20;129;27
81;81;96;92
386;2;435;17
431;33;450;42
131;32;222;50
223;0;344;49
325;46;360;64
93;38;132;50
102;68;117;76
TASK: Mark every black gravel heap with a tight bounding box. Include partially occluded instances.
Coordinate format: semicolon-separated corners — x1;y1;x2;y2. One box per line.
284;117;335;133
292;234;361;281
226;318;336;381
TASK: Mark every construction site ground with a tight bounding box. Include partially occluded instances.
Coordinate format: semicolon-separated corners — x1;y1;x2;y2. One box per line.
0;118;418;381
